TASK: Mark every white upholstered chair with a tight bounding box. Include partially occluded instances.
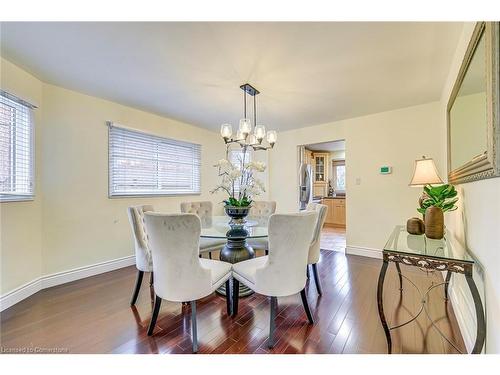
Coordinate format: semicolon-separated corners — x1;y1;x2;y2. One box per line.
248;201;277;255
305;202;328;295
127;205;155;306
232;211;318;348
180;201;226;258
144;213;232;353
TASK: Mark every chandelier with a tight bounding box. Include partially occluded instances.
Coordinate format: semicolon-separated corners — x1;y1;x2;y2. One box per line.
220;83;277;151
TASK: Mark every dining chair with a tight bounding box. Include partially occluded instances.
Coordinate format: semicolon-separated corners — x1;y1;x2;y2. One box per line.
231;211;318;348
127;205;155;306
180;201;226;259
248;200;276;255
305;202;328;295
144;212;232;353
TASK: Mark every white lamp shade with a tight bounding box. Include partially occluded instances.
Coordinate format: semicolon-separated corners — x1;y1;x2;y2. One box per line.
220;123;232;138
239;118;252;134
266;130;277;144
409;157;443;186
254;125;266;140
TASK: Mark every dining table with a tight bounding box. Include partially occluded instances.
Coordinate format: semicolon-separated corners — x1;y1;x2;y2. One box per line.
200;215;269;297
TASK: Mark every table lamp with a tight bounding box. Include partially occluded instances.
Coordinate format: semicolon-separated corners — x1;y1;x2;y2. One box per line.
407;156;443;235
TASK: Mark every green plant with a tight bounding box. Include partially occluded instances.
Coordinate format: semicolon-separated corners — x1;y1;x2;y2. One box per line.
417;184;458;215
224;196;252;207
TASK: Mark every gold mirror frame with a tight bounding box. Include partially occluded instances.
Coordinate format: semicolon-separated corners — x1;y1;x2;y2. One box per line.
447;22;500;184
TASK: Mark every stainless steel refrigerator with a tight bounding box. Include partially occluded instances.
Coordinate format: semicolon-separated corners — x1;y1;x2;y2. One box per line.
299;163;313;210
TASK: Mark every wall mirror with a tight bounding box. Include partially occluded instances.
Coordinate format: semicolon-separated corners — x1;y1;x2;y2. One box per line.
447;22;500;184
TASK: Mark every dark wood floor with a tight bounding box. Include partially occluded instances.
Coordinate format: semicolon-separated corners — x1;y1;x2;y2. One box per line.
0;250;465;354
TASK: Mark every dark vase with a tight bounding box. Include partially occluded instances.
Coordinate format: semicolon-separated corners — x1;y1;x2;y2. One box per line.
224;205;251;225
424;206;444;239
407;217;425;235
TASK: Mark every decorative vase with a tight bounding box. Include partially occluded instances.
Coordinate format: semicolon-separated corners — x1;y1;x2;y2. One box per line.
406;217;425;235
224;205;251;225
424;206;444;239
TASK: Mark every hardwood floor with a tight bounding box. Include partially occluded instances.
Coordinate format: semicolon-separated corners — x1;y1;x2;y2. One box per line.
320;225;346;252
0;250;465;354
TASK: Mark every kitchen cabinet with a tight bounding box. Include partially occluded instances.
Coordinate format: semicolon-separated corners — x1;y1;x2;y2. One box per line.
313;153;328;182
322;198;346;227
313;152;329;197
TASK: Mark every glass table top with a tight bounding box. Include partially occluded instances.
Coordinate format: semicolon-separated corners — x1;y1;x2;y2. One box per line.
383;225;474;264
200;216;269;239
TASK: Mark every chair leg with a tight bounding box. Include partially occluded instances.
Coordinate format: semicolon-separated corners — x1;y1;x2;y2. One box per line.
147;295;162;335
268;296;277;348
232;279;240;316
306;265;310;279
149;272;154;286
208;252;212;259
225;279;232;316
191;301;198;353
312;263;322;295
265;249;269;255
130;270;144;306
300;288;314;324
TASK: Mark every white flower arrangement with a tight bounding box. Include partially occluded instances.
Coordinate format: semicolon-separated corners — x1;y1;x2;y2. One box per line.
211;148;266;207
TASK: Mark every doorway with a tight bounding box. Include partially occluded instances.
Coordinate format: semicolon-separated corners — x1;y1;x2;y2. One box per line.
299;140;346;253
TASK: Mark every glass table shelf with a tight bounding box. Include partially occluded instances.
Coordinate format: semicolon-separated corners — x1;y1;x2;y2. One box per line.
383;225;474;264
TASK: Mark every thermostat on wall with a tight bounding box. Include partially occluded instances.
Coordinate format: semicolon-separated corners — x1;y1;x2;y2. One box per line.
380;166;392;174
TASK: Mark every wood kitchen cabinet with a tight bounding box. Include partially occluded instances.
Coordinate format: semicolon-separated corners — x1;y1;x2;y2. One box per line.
313;152;328;197
322;198;346;227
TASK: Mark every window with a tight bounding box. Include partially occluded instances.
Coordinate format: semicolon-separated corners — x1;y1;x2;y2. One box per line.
108;123;201;196
332;160;346;192
229;148;251;194
0;91;35;202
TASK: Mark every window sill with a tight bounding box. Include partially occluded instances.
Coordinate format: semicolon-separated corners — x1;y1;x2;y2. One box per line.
0;196;35;203
108;192;202;199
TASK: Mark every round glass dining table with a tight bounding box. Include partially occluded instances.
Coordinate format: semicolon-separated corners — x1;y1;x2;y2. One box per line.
200;216;269;296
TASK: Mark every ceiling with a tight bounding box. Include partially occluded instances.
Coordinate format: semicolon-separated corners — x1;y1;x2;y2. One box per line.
0;22;463;132
306;140;345;152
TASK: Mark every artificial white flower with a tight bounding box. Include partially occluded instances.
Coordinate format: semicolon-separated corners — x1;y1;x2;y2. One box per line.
246;161;266;172
228;169;242;180
253;178;266;192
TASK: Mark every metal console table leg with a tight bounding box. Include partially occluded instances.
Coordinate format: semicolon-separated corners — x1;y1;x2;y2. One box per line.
465;272;486;354
377;257;392;354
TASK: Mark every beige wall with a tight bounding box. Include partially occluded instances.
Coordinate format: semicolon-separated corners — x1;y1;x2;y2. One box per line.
268;101;445;252
0;59;43;294
40;83;227;275
441;22;500;353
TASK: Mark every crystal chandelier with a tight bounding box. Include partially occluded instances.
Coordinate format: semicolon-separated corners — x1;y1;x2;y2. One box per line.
220;83;277;151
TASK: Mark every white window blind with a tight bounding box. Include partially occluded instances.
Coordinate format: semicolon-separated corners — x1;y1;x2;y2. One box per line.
230;148;251;194
0;91;35;202
108;124;201;196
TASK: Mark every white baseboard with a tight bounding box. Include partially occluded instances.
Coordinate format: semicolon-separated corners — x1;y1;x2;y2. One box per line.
0;255;135;312
346;245;382;259
449;282;476;353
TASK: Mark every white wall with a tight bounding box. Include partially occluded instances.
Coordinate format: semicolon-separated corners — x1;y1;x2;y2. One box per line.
441;22;500;353
268;101;445;255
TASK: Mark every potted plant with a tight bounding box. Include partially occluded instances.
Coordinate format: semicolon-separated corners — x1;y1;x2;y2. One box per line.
417;184;458;239
211;149;266;224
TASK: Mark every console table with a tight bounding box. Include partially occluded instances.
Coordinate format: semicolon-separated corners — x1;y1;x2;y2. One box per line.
377;225;486;354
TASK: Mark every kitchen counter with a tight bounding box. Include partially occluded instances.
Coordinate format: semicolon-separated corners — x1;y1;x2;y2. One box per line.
321;196;346;200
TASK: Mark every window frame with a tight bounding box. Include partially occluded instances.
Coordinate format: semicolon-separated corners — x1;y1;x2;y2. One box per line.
107;122;202;198
0;90;36;203
332;159;346;194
